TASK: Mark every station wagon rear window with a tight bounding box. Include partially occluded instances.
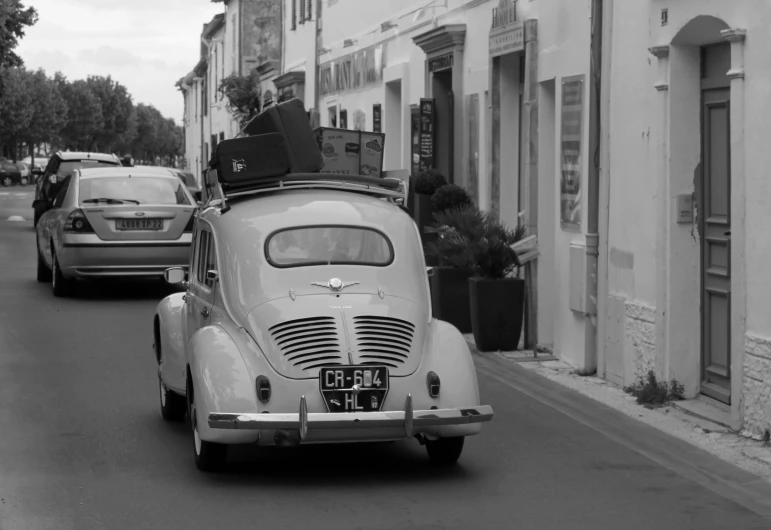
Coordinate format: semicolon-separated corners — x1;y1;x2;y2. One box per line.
58;160;119;178
266;226;393;267
79;176;191;206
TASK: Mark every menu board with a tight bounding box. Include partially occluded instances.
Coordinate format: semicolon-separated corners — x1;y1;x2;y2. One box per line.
315;127;386;177
419;98;435;171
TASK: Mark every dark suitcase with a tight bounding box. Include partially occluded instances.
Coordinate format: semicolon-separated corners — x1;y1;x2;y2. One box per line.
245;98;324;174
213;133;291;190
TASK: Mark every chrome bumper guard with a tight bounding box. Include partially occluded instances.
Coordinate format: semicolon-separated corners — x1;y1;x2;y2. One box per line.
207;395;494;440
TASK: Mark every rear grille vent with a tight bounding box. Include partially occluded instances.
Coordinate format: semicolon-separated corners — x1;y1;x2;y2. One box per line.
268;317;345;371
353;316;415;368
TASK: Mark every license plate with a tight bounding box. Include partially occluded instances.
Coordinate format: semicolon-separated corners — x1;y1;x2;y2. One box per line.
116;219;163;231
319;365;389;413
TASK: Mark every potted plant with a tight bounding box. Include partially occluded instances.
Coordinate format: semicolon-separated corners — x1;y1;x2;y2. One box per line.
467;213;527;352
409;169;447;241
424;200;477;333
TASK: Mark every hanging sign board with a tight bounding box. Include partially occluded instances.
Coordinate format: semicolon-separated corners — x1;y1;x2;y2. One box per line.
418;98;435;171
314;127;386;177
428;53;454;73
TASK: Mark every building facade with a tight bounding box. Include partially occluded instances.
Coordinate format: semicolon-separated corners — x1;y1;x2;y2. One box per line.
599;0;769;438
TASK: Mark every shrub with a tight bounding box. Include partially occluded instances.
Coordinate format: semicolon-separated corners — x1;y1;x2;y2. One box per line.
431;184;472;213
624;370;685;409
411;169;447;195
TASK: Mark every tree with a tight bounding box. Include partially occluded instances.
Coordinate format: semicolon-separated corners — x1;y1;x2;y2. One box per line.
0;0;37;68
218;70;261;128
57;77;104;151
85;75;134;152
22;68;67;157
0;67;33;160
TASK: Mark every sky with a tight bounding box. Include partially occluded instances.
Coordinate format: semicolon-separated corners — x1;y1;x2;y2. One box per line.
14;0;223;124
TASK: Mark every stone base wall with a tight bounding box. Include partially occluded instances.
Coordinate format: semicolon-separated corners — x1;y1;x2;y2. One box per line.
625;301;656;383
742;334;771;439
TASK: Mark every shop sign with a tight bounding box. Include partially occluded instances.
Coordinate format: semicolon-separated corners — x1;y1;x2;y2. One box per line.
319;44;385;97
418;98;435;171
428;53;454;73
373;104;382;133
560;75;584;228
489;20;524;57
314;127;385;177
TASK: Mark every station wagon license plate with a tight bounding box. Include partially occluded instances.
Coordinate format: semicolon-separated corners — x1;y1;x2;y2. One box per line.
116;219;163;231
319;366;389;413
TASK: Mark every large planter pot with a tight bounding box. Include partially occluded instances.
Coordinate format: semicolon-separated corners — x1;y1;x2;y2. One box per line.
430;266;475;333
469;277;525;352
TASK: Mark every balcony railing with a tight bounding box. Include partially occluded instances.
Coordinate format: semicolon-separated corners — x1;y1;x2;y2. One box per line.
491;1;517;30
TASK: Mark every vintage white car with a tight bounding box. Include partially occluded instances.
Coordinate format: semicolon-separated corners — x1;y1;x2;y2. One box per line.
153;162;493;472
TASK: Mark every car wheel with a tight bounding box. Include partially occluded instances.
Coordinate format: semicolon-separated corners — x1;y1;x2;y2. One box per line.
425;437;465;466
159;376;186;422
187;378;227;472
1;176;12;187
37;244;52;283
52;249;73;297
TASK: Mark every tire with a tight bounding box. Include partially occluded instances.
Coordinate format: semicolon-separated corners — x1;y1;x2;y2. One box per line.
1;176;12;187
159;376;186;421
425;437;465;466
188;378;227;472
52;249;74;297
37;244;52;283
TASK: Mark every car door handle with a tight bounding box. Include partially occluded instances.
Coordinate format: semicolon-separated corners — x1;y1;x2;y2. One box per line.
201;307;210;318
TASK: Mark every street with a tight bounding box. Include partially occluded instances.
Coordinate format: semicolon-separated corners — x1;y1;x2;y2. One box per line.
0;190;769;530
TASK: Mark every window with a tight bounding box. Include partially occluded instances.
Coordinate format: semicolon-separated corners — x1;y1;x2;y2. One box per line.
204;233;217;289
299;0;305;23
53;176;72;208
291;0;296;30
339;109;348;129
79;177;192;206
266;226;394;268
219;131;225;142
58;160;119;178
196;230;210;284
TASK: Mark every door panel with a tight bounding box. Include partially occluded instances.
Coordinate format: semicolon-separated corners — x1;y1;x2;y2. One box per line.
700;85;731;404
185;229;216;347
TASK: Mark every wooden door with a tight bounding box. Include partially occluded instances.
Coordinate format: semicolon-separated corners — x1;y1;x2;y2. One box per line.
700;42;732;404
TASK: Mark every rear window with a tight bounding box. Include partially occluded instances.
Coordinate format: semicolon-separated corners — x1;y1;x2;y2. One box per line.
79;176;191;205
59;160;119;177
266;226;393;267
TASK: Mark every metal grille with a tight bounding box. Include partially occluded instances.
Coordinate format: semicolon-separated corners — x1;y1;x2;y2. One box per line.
353;316;415;368
269;316;344;371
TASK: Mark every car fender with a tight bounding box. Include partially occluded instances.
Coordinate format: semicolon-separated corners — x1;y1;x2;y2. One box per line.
419;319;481;408
188;324;259;443
155;292;187;393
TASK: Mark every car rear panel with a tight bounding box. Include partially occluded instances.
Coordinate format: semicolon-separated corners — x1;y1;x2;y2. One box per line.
80;205;194;241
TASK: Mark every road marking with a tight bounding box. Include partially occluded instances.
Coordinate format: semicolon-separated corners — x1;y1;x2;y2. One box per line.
7;216;26;222
0;192;8;196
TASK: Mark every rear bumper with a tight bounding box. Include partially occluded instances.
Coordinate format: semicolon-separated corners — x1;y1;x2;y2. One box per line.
60;233;192;278
207;395;493;444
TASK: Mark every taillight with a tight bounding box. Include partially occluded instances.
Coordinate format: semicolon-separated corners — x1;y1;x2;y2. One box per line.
63;209;94;233
426;371;441;398
256;376;271;403
183;214;195;233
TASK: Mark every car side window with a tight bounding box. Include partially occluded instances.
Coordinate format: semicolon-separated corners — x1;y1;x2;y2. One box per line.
204;234;217;290
196;230;210;286
52;176;72;208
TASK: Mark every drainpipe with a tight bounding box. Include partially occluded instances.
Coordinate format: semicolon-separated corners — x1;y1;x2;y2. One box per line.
312;0;322;126
581;0;603;375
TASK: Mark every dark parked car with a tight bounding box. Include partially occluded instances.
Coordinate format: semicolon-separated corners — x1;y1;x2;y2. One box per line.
33;151;122;226
0;160;23;187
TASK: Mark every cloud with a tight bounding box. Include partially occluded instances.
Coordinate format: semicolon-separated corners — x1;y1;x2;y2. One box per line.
14;0;223;122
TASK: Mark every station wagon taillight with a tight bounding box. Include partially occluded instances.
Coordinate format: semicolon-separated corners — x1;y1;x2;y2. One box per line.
63;209;94;233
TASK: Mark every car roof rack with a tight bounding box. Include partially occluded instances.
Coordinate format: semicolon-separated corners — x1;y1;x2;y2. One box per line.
203;170;407;214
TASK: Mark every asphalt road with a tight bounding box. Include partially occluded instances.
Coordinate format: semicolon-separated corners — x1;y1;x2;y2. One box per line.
0;190;769;530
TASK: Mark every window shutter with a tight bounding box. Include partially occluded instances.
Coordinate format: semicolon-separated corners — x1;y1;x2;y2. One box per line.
291;0;296;29
307;0;312;20
299;0;305;24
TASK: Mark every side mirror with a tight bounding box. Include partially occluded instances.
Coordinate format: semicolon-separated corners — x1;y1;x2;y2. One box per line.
163;267;187;285
426;267;434;277
206;270;219;282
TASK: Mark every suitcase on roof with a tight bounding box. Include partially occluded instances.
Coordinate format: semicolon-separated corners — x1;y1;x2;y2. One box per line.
244;98;324;174
213;133;291;190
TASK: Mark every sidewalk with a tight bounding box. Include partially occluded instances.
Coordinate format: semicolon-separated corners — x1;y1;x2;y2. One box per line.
464;334;771;485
